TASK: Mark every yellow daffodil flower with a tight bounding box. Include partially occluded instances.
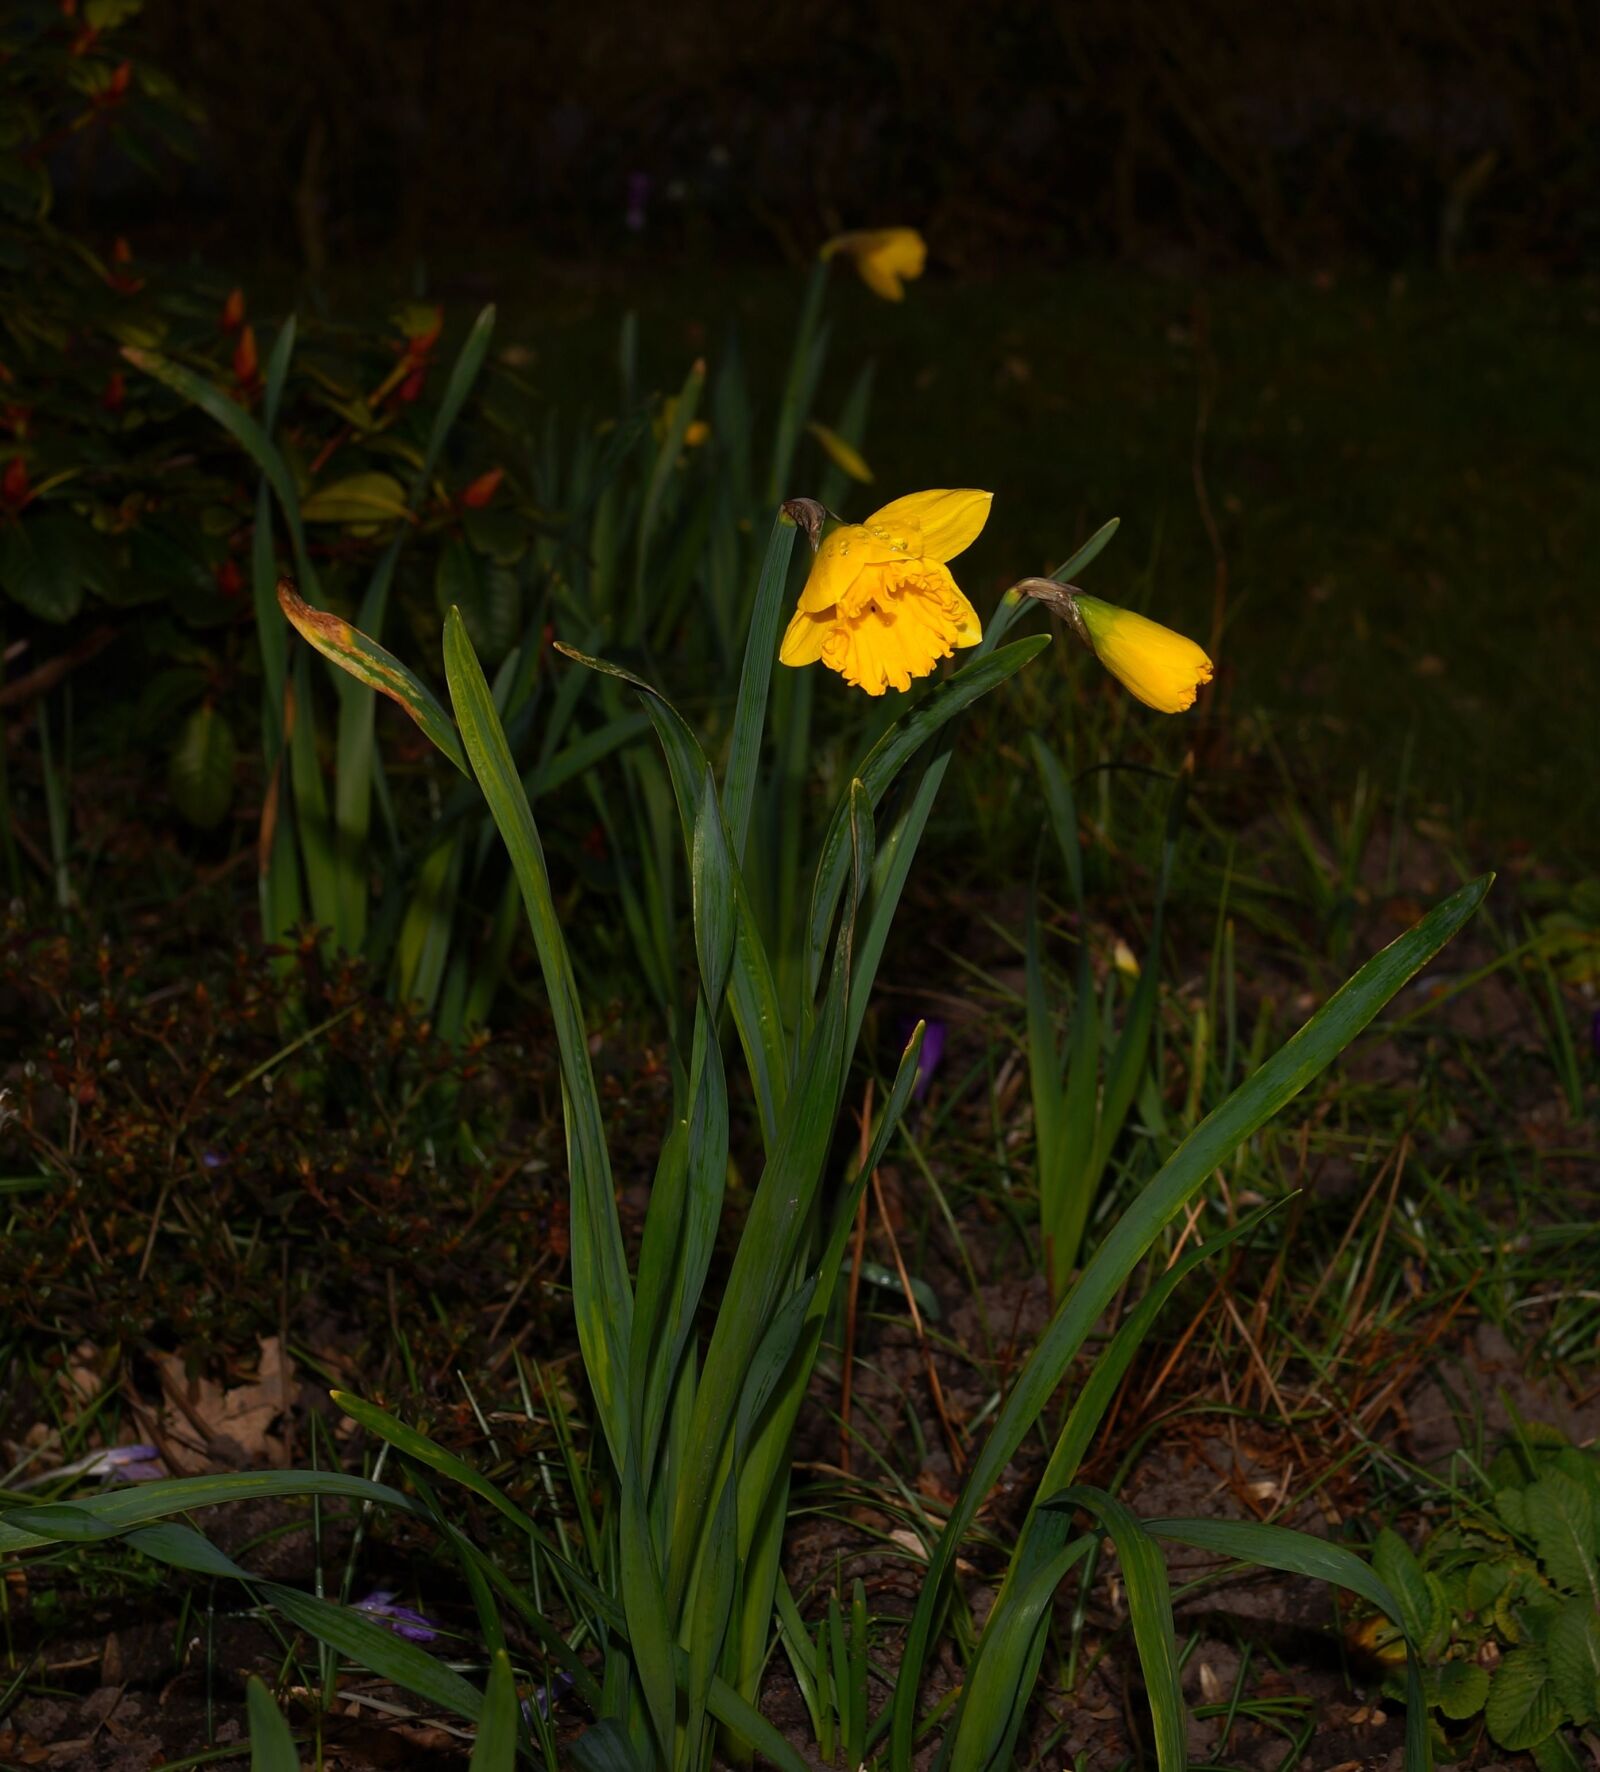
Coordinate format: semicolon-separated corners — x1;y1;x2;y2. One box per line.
1073;593;1213;713
779;488;989;696
819;228;927;302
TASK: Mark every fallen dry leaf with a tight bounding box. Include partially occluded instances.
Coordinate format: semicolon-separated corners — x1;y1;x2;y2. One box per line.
152;1335;295;1473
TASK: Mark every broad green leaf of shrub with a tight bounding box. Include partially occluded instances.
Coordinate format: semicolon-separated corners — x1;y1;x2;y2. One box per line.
1467;1559;1513;1614
462;508;528;564
1525;1472;1600;1605
1485;1645;1565;1750
168;705;236;829
0;513;112;622
1554;1448;1600;1494
1497;1487;1530;1536
1546;1598;1600;1726
124;521;215;610
1495;1563;1560;1645
1435;1659;1490;1721
299;471;409;525
1530;1733;1588;1772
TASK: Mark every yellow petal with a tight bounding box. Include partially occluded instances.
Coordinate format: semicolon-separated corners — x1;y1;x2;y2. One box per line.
950;585;983;648
797;522;901;613
873;229;927;280
1074;595;1213;714
858;255;907;302
807;421;874;484
779;607;835;666
865;489;992;563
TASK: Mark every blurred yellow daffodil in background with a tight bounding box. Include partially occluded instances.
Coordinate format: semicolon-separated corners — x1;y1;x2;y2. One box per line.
655;394;710;449
819;227;927;302
807;420;874;483
1072;593;1213;712
779;487;988;695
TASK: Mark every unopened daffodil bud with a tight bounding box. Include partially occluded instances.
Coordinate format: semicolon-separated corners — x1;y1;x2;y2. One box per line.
1072;594;1213;713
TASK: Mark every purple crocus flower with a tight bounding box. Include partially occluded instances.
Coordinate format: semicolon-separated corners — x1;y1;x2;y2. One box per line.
352;1591;440;1643
98;1443;165;1482
16;1443;165;1488
522;1670;576;1724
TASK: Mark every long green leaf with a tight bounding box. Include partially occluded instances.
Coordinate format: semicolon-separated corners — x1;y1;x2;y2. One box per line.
445;610;633;1468
888;873;1491;1770
1145;1518;1433;1772
766;260;829;507
330;1391;540;1540
468;1649;519;1771
1049;1489;1185;1771
946;1539;1094;1772
726;1020;929;1723
1050;516;1121;585
666;785;870;1617
806;635;1050;1001
724;512;799;861
0;1470;418;1556
946;1203;1281;1772
558;642;788;1149
288;648;344;940
246;1676;300;1772
123;346;307;567
279;581;468;775
108;1513;489;1726
265;1580;488;1723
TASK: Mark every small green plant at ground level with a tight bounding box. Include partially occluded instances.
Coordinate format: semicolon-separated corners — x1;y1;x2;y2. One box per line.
1351;1426;1600;1762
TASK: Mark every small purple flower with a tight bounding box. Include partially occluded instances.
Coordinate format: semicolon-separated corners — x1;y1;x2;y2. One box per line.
16;1443;165;1487
624;172;651;233
902;1018;946;1101
522;1670;576;1724
201;1149;228;1170
352;1591;439;1643
99;1444;164;1482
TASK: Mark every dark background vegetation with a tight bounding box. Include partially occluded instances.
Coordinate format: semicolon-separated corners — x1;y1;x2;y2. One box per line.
129;1;1599;275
